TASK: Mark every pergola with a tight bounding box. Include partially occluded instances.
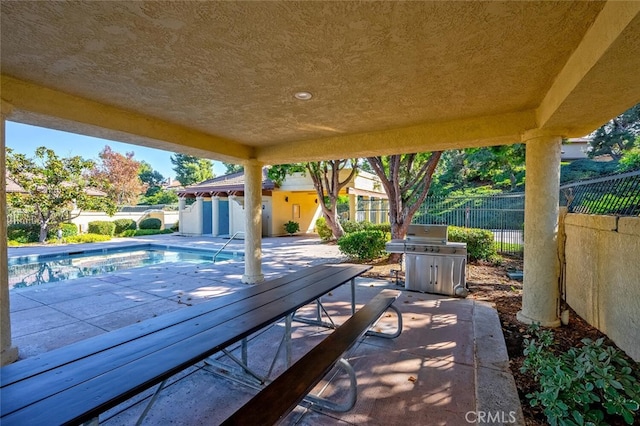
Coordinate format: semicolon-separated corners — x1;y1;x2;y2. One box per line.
1;1;639;365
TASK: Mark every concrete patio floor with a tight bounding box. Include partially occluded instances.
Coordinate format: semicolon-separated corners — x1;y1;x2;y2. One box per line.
6;234;523;425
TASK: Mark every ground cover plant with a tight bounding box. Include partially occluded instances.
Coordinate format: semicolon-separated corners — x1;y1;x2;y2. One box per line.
521;324;640;425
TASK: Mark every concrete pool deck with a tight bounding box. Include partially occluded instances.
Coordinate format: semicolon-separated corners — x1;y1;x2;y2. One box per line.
6;234;523;425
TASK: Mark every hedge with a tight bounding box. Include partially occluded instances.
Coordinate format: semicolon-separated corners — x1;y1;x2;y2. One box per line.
337;229;388;261
88;221;116;236
315;217;333;241
7;224;40;243
65;234;112;243
139;218;162;230
113;219;136;235
447;226;498;262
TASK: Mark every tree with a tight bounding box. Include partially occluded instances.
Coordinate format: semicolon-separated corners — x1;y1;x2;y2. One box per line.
138;188;178;205
170;153;213;186
367;152;442;262
6;147;116;242
222;162;244;174
429;145;525;195
138;161;165;197
589;104;640;160
619;136;640;172
93;146;145;205
307;160;358;239
268;161;357;239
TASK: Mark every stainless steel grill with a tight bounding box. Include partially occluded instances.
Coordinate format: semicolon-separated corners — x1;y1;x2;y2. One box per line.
386;224;468;297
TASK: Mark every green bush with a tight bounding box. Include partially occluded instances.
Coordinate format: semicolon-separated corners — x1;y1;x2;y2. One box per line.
448;226;498;262
341;221;391;238
521;324;640;425
315;217;333;241
47;223;78;240
88;221;116;236
139;218;162;230
65;233;112;243
7;224;40;243
284;221;300;234
341;220;366;234
113;219;136;235
337;229;388;261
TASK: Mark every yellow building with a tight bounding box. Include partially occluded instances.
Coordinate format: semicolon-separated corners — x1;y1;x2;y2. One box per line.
177;168;387;237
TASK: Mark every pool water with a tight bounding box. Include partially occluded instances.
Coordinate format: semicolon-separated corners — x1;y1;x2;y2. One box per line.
8;247;241;289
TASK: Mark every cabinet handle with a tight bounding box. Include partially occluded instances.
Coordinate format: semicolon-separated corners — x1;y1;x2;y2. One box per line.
434;265;438;285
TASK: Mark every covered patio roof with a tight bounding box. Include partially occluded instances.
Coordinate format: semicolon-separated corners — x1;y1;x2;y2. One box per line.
1;1;638;163
1;1;640;366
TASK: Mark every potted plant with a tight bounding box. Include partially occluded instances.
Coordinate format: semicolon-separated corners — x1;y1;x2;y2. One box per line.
284;221;300;235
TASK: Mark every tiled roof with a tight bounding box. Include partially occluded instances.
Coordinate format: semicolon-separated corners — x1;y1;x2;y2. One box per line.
178;168;275;196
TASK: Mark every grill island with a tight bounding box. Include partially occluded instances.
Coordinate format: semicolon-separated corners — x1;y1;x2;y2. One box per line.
385;224;468;297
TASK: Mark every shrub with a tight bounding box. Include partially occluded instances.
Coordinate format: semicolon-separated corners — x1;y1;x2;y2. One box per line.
521;324;640;426
7;224;40;243
341;221;391;238
113;219;136;235
65;233;112;243
284;221;300;235
315;217;333;241
448;226;498;262
341;220;365;234
337;229;388;261
46;223;78;240
139;218;162;230
171;220;179;232
88;221;116;236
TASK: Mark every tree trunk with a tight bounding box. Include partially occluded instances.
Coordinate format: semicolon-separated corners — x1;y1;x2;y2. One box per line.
39;223;48;243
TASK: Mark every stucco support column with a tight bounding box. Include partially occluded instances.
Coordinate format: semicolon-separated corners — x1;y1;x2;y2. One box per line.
195;196;204;236
363;196;370;223
348;193;356;222
242;160;264;284
211;196;219;237
178;197;186;234
1;101;19;365
517;134;562;327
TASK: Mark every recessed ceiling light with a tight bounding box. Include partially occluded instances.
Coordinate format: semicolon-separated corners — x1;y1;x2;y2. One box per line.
294;91;313;101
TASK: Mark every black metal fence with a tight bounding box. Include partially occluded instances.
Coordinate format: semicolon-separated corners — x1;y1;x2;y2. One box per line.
413;194;525;255
560;169;640;216
355;194;525;255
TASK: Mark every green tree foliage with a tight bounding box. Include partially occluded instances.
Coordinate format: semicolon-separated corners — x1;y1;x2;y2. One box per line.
589;104;640;160
222;162;244;174
619;137;640;172
138;161;165;197
6;147;116;242
367;152;441;261
138;188;178;205
267;164;306;186
431;144;525;195
170;153;213;186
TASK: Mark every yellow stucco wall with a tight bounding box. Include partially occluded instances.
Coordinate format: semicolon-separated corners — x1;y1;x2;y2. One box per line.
563;213;640;361
270;190;321;236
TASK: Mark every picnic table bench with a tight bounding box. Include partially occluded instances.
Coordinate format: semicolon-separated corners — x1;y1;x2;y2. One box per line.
1;263;402;425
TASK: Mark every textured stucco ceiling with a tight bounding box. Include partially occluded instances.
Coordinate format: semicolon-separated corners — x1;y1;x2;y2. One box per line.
1;1;639;164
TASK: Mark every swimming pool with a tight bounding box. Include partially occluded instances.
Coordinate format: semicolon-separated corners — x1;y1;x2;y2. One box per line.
8;245;243;289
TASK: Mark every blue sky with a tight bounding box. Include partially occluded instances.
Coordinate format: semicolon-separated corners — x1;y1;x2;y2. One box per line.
5;121;227;179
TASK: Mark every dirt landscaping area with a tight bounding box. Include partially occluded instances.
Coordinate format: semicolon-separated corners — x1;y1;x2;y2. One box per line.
361;256;638;426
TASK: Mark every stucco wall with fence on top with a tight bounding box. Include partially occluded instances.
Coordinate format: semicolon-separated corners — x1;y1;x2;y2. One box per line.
562;212;640;361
